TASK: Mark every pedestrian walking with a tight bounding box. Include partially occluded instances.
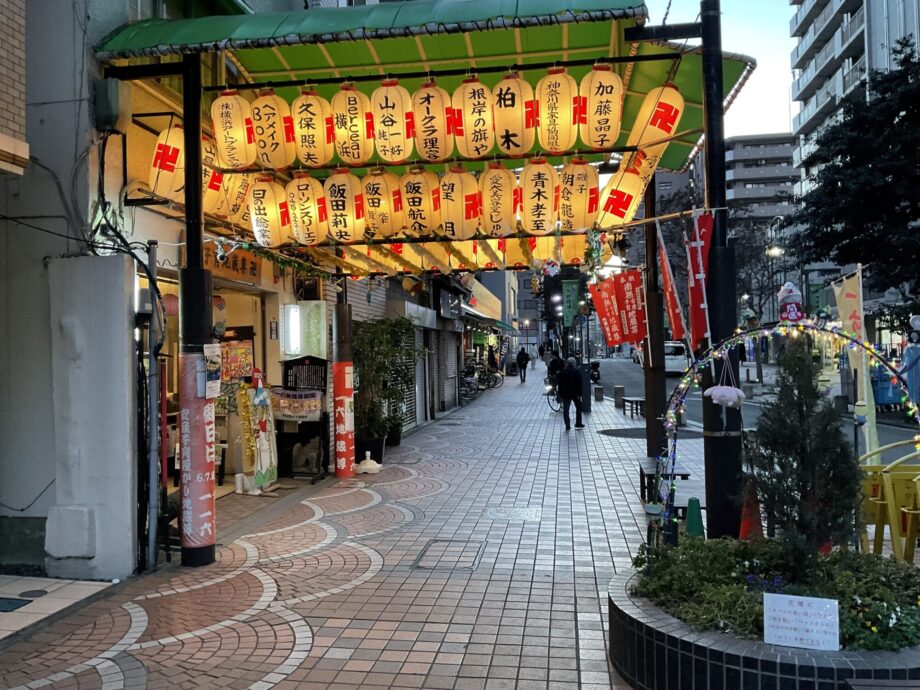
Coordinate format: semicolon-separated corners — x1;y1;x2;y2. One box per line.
556;356;585;431
516;347;530;382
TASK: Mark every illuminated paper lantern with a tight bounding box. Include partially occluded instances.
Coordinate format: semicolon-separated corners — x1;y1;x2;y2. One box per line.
210;90;256;170
251;89;296;170
363;168;405;240
149;125;185;201
201;136;225;215
558;158;599;233
332;85;375;166
291;90;334;168
412;80;454;162
439;166;480;240
324;168;365;243
213;173;253;225
400;166;441;237
536;68;578;154
478;163;517;238
579;65;624;150
596;168;645;228
285;173;328;246
249;176;291;248
452;77;494;159
372;79;414;163
520;157;559;236
624;83;685;183
492;73;536;157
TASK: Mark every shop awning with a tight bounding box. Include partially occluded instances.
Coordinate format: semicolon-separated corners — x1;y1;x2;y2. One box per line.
462;303;518;333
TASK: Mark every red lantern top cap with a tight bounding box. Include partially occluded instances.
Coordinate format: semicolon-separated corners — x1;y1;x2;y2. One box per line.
592;64;613;72
571;157;588;165
487;161;505;170
257;88;275;96
547;67;566;75
664;82;680;92
293;171;313;179
256;175;274;182
530;157;547;165
368;166;386;175
420;80;438;88
300;88;319;96
503;72;521;80
462;76;480;84
380;79;399;87
219;89;239;96
332;167;351;175
448;165;466;173
340;83;356;91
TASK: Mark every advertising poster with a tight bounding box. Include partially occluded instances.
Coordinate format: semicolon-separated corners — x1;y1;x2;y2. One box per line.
178;352;217;550
220;339;254;382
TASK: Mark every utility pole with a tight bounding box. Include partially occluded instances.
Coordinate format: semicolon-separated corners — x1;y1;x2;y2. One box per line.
643;175;667;459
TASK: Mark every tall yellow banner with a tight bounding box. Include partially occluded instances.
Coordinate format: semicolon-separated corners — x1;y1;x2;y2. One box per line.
833;266;878;453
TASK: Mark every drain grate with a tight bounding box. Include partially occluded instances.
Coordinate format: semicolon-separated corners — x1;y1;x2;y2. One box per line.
599;428;704;440
0;597;30;613
485;506;542;522
413;539;485;571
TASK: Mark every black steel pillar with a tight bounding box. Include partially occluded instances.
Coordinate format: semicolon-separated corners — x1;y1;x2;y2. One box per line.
643;176;667;460
701;0;743;538
178;54;215;567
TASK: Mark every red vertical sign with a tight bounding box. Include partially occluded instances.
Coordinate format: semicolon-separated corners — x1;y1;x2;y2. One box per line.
178;353;217;551
687;213;713;352
614;270;647;344
589;279;623;346
333;361;355;477
657;228;687;341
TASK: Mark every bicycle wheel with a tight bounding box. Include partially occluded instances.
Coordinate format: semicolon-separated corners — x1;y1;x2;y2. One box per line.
491;372;504;388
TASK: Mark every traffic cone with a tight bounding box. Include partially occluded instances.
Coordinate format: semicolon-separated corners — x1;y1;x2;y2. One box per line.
685;497;705;537
739;479;763;540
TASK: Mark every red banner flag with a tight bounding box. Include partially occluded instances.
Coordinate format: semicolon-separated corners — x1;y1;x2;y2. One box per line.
686;213;713;352
657;227;687;341
589;279;623;346
614;270;647;344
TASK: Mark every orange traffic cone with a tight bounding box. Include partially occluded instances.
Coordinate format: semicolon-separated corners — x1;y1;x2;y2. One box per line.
739;479;763;540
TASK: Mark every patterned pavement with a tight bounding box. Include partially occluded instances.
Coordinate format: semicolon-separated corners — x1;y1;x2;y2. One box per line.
0;367;707;689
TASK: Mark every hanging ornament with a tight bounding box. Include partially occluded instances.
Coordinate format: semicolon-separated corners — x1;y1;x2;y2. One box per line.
478;162;518;238
536;68;578;154
285;172;328;246
558;158;599;233
210;90;257;170
596;167;645;228
251;89;296;170
452;76;495;159
363;168;405;240
331;84;375;166
439;165;480;240
579;65;624;150
249;176;291;248
372;79;414;163
148;124;185;201
323;168;365;243
412;80;454;162
519;157;559;236
493;72;536;157
623;83;685;183
201;136;225;215
400;166;441;237
291;90;335;168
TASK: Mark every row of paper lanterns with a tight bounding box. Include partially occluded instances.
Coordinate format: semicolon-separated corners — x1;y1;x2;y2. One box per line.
205;70;684;169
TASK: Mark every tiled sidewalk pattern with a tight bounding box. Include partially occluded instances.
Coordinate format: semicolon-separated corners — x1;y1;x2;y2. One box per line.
0;578;111;641
0;368;707;689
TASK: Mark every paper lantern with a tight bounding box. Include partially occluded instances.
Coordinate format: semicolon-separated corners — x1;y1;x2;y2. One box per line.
285;173;328;246
412;80;454;162
400;166;441;237
210;90;257;170
213;172;253;225
596;168;645;229
452;77;494;159
372;80;414;163
558;158;599;233
251;90;296;170
479;163;517;238
492;73;536;157
536;68;578;154
201;136;225;215
249;176;291;248
291;90;334;168
332;85;375;166
439;166;480;240
519;158;559;236
149;125;185;201
363;168;405;240
624;83;685;183
324;168;365;243
579;65;624;150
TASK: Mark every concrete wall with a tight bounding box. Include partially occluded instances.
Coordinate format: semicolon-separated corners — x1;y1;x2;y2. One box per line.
865;0;920;71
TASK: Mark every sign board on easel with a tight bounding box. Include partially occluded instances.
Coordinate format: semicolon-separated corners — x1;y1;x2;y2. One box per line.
763;593;839;651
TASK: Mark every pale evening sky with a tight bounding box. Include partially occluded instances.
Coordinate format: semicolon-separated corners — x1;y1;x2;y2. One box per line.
643;0;797;138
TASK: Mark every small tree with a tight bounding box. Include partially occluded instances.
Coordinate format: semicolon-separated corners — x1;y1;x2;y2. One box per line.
747;337;861;578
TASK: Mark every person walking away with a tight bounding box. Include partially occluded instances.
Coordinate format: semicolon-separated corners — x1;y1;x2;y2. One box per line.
516;347;530;382
556;357;585;431
487;345;498;371
530;346;537;371
538;344;546;364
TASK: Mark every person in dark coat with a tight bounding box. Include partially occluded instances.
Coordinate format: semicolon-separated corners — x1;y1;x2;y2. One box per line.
547;351;565;380
555;357;585;431
515;347;531;382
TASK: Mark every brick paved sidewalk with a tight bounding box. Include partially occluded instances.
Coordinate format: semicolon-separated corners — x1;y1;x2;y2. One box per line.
0;376;706;690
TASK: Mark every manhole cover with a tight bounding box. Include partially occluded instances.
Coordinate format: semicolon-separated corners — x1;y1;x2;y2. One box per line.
413;539;485;571
485;506;542;522
19;590;47;599
599;428;704;440
0;597;30;613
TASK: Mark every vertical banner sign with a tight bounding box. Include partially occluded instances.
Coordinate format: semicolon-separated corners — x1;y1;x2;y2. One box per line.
333;361;355;476
614;270;647;344
178;353;217;551
588;278;623;346
562;279;580;326
657;226;687;341
687;213;714;352
833;267;878;452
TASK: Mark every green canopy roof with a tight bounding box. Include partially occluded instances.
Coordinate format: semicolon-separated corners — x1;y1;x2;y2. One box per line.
96;0;755;171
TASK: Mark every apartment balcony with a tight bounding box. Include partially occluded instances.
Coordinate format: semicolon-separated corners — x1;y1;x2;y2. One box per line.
725;144;796;163
792;137;817;168
841;54;866;95
792;74;839;135
790;0;829;37
838;5;865;59
726;185;794;201
726;165;796;182
791;0;845;69
791;31;844;100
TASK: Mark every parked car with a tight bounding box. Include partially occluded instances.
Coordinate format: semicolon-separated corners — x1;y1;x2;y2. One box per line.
634;341;691;375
